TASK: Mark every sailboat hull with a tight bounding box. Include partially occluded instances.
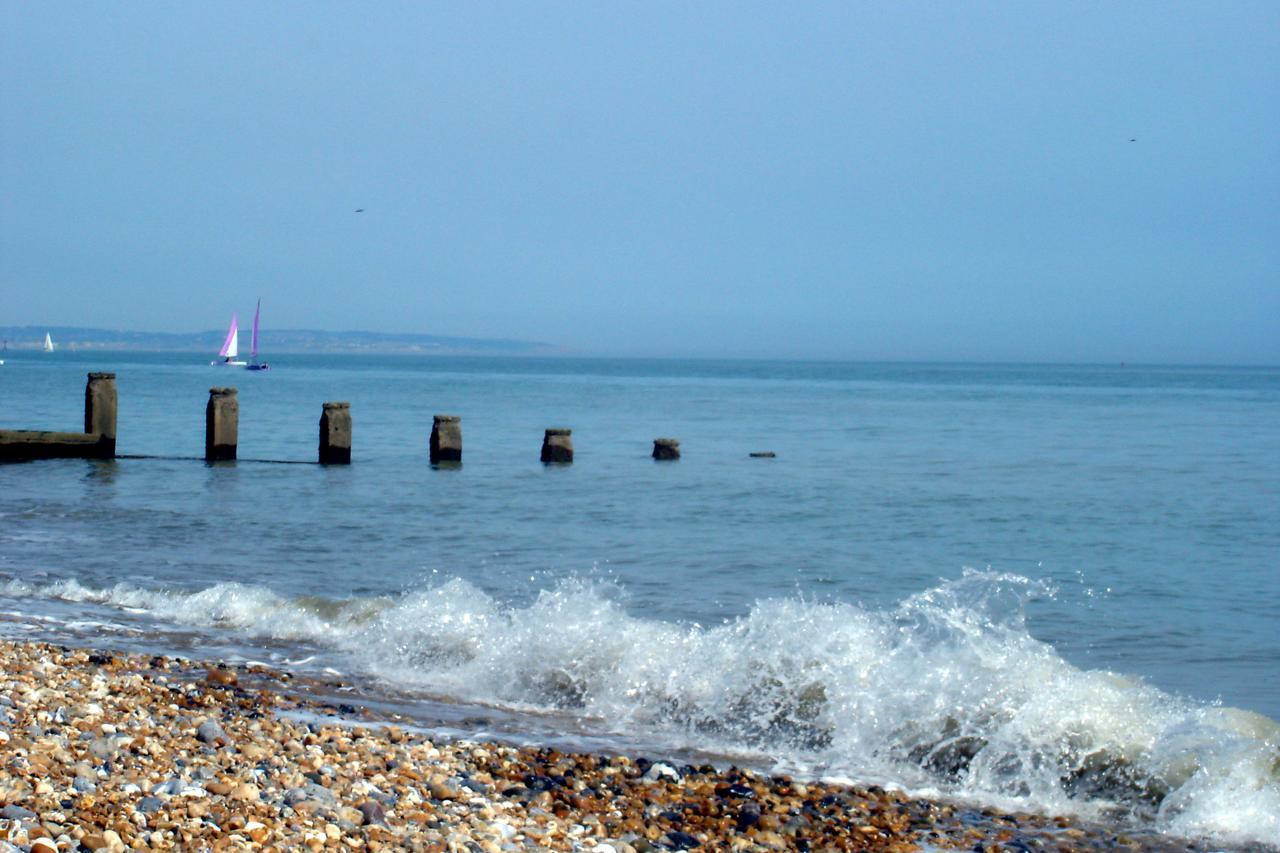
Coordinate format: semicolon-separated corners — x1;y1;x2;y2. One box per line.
245;363;269;371
211;359;247;366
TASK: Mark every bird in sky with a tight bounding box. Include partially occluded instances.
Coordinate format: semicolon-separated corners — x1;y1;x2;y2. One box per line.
355;208;365;213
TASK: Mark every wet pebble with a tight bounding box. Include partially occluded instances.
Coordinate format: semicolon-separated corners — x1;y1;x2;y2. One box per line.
0;639;1202;853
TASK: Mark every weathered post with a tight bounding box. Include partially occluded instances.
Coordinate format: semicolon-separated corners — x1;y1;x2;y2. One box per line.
318;402;352;465
540;428;573;464
84;372;118;458
205;388;238;462
430;414;462;464
652;438;680;460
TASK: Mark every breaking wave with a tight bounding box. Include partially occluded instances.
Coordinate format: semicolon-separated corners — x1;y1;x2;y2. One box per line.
3;570;1277;846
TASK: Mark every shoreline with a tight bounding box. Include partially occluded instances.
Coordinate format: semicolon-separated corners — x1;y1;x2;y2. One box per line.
0;640;1235;852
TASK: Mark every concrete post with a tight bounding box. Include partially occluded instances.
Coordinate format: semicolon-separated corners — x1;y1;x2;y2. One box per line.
652;438;680;460
430;415;462;464
84;372;117;458
319;402;352;465
540;428;573;464
205;388;238;461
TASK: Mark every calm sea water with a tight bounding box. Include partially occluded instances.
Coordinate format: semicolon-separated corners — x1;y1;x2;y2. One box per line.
2;351;1278;845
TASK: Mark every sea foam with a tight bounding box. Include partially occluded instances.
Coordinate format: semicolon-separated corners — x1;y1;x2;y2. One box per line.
2;570;1277;846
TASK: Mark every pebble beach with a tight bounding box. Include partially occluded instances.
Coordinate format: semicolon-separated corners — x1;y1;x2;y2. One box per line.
0;640;1234;853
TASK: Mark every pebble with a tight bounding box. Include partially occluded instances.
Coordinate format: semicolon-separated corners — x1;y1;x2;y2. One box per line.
232;781;261;801
196;719;226;744
358;798;387;825
136;795;164;813
641;762;681;784
285;782;337;806
0;639;1205;853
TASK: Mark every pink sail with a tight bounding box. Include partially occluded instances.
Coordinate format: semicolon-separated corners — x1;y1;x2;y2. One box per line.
218;314;239;358
251;300;261;359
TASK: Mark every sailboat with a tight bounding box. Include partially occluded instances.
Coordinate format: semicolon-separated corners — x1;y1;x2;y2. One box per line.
43;332;55;353
211;314;246;366
245;299;269;371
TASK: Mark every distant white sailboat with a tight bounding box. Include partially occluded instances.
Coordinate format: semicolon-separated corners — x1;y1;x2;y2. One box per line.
212;315;246;366
43;332;55;353
245;299;269;371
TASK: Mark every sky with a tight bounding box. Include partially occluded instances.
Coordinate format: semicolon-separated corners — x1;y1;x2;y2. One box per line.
2;2;1277;363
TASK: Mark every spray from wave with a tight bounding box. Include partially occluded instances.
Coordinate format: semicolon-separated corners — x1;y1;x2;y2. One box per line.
3;570;1277;846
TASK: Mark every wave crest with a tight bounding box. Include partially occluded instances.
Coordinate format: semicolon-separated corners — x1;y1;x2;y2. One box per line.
3;570;1277;846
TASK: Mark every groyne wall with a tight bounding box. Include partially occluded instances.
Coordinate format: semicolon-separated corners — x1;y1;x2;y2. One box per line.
0;372;733;466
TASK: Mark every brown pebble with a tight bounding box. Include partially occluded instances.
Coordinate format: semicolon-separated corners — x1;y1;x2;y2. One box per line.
232;782;260;801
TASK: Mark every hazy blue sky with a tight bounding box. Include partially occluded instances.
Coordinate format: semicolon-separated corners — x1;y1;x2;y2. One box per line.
2;2;1277;362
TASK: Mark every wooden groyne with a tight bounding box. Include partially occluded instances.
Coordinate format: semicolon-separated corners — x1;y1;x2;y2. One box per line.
1;372;710;465
318;402;352;465
205;387;239;462
540;428;574;464
0;373;116;462
429;415;462;464
652;438;681;460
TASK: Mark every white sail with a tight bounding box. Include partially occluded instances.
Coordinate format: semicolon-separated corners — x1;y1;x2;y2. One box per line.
43;332;54;352
213;314;246;365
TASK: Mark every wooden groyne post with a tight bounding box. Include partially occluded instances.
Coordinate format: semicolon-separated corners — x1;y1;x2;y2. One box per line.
541;428;573;464
319;402;352;465
0;372;117;462
85;372;118;457
205;388;238;462
652;438;680;460
430;415;462;464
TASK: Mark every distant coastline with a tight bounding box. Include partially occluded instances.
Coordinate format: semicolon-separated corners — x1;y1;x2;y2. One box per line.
0;326;552;355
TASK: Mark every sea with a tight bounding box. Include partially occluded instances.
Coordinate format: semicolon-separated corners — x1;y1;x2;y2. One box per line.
1;351;1277;847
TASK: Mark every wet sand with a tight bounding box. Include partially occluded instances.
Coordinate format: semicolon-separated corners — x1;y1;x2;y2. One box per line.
0;641;1229;851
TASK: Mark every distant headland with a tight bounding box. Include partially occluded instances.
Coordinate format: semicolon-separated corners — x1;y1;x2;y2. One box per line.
0;326;553;355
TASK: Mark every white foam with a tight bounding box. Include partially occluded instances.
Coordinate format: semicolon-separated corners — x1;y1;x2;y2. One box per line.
4;569;1277;846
